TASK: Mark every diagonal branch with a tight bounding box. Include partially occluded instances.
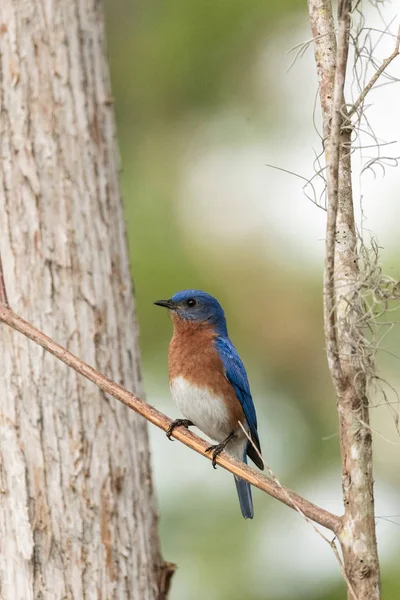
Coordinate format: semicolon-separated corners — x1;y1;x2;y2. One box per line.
348;25;400;119
0;301;341;534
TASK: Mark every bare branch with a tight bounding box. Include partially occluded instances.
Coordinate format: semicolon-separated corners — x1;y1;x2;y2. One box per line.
0;302;341;533
307;0;337;138
324;0;352;394
309;0;381;597
349;25;400;119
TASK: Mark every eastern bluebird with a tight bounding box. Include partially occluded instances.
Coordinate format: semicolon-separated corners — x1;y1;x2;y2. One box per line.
155;289;264;519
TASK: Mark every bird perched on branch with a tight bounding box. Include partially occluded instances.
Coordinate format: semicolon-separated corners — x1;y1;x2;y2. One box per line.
155;289;264;519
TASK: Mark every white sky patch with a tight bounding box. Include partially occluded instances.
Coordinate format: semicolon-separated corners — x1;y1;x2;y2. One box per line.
251;472;400;598
178;6;400;270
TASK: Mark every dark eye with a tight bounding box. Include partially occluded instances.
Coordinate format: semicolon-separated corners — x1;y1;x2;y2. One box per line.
187;298;196;307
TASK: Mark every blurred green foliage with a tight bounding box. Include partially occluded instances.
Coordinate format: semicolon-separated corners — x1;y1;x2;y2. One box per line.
103;1;400;598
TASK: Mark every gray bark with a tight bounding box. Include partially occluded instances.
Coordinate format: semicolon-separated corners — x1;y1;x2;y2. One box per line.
0;1;164;598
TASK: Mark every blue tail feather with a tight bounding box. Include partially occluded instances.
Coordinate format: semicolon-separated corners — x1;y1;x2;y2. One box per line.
234;475;253;519
234;454;253;519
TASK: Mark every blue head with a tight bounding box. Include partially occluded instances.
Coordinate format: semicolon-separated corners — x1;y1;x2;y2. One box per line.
155;289;228;336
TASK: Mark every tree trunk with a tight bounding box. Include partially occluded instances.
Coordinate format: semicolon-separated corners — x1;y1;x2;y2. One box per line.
308;1;381;598
0;1;164;598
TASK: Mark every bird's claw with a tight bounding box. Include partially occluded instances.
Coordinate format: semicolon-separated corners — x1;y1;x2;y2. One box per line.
205;444;223;469
166;419;193;440
205;432;235;469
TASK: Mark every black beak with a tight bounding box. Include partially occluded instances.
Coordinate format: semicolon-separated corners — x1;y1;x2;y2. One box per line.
154;299;176;310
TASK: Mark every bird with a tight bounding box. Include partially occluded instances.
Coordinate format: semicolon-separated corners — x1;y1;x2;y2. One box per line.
154;289;264;519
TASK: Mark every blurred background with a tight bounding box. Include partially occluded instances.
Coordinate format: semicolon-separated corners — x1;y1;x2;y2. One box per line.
103;1;400;598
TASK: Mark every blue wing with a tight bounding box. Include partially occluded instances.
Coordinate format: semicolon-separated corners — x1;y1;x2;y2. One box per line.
214;336;262;466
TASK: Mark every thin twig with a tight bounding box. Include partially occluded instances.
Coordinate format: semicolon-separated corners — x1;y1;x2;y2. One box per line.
308;0;343;390
0;302;342;533
329;542;359;600
324;0;352;395
348;25;400;119
357;420;398;445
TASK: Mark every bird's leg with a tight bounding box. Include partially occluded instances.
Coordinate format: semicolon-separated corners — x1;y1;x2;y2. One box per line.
166;419;194;440
205;432;236;469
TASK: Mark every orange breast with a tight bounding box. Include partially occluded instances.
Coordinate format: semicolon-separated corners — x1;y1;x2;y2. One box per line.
168;317;244;430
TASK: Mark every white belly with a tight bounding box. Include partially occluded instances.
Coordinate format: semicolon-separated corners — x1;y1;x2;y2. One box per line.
170;376;233;442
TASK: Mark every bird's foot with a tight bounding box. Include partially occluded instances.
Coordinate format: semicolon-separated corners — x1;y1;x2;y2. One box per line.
166;419;194;440
205;432;235;469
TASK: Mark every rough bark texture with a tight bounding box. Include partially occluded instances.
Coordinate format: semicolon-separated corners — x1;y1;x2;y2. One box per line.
308;1;380;599
0;1;164;598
